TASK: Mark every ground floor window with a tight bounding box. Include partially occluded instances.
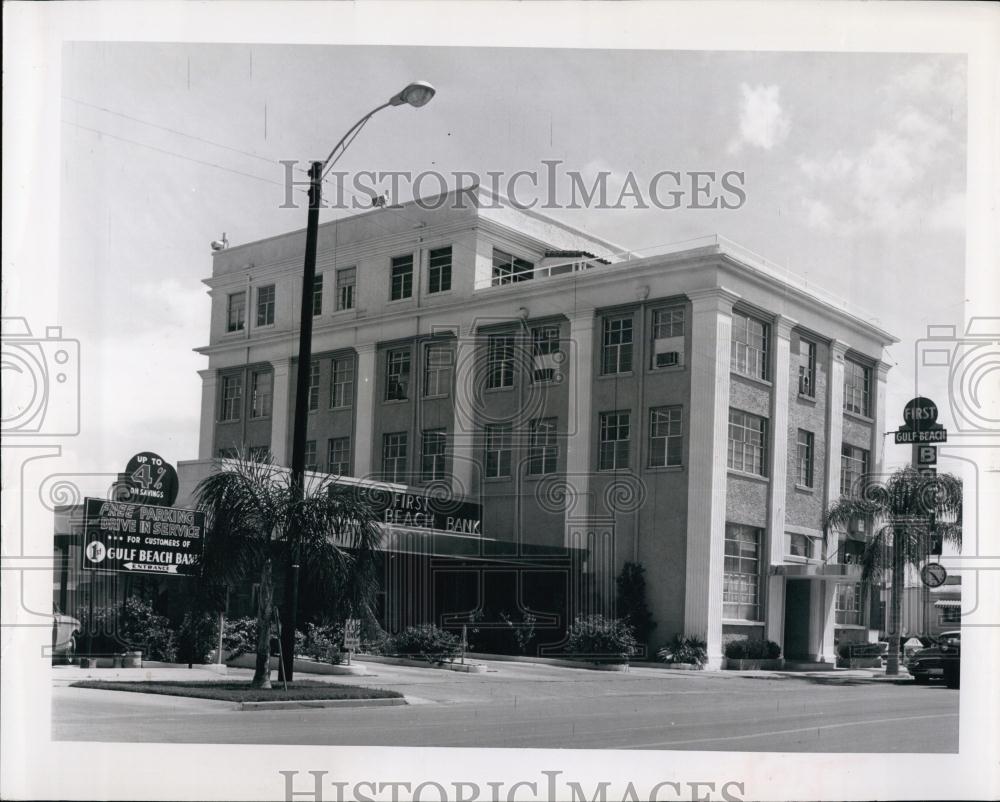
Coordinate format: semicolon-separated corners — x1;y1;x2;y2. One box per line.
723;523;761;620
835;582;863;626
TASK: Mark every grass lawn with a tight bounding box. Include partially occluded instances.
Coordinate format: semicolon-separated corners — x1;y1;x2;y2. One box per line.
69;680;402;703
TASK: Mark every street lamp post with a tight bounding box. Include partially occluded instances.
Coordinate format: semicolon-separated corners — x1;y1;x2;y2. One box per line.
280;82;436;681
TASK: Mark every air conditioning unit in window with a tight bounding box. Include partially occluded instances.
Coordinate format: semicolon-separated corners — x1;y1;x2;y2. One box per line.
799;374;811;395
532;353;562;383
653;335;684;368
655;352;680;368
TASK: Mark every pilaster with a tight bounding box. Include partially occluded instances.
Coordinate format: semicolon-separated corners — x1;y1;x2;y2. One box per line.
353;344;377;480
269;358;292;466
824;340;850;558
197;369;218;461
565;308;596;542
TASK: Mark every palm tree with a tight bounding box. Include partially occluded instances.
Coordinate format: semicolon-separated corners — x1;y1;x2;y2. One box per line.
825;466;962;675
194;452;382;688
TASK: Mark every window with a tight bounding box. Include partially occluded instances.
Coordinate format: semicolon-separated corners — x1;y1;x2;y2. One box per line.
601;316;633;375
649;406;683;467
227;292;246;333
304;440;317;472
940;606;962;625
423;343;452;397
844;359;872;417
307;359;320;411
599;411;631;471
391;255;413;300
484;423;512;478
651;307;685;368
217;447;238;460
528;418;558;475
487;334;515;389
421;429;447;481
785;532;817;560
248;445;269;463
256;284;275;327
724;524;761;620
798;338;816;397
731;311;769;380
220;374;242;421
491;248;534;285
250;370;273;419
385;349;411;401
327;437;351;476
530;325;561;382
382;433;408;483
840;444;870;496
727;409;768;476
835;583;862;626
312;275;323;316
336;267;356;311
330;357;354;409
428;246;452;294
796;429;814;487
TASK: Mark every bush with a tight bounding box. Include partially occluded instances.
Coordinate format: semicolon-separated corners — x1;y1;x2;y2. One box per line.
75;598;176;660
656;635;708;666
724;638;781;660
616;562;656;647
176;611;220;664
564;615;638;663
222;617;259;659
300;622;345;664
500;611;537;655
390;625;461;662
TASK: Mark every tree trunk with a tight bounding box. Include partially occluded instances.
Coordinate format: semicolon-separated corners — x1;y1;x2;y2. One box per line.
887;527;903;676
252;558;273;689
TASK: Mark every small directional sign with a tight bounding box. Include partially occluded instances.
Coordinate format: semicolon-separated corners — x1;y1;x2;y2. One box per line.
921;562;948;588
343;618;361;651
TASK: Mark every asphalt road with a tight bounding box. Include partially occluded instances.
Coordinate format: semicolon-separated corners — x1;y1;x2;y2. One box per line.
52;660;959;752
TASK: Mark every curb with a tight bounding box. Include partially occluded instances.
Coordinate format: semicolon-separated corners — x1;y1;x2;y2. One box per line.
237;697;407;711
355;655;488;673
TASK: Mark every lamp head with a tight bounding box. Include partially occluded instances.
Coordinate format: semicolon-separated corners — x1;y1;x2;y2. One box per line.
389;81;436;108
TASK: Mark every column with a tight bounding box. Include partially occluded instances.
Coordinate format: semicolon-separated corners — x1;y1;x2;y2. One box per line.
269;359;292;466
353;344;377;480
765;315;795;646
197;369;218;461
824;341;850;547
451;329;477;500
565;308;596;542
683;288;738;669
871;361;891;475
818;582;838;663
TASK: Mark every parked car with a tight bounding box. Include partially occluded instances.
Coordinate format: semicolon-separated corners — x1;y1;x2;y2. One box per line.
908;630;960;684
52;608;81;663
940;633;961;689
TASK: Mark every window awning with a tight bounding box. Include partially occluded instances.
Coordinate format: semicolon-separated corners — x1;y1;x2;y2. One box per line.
933;599;962;608
771;563;862;581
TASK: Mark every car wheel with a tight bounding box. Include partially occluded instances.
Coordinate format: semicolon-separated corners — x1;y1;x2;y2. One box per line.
66;635;77;664
913;674;929;684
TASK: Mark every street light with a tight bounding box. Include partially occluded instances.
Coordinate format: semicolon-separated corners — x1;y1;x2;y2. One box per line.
281;81;436;681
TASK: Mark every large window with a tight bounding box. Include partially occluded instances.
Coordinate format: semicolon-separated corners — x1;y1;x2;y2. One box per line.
487;334;515;389
304;440;317;472
796;429;814;487
727;409;768;476
835;583;863;626
256;284;276;327
428;246;452;294
327;437;351;476
601;316;633;375
312;275;323;316
250;370;272;419
423;343;452;397
336;267;356;311
484;423;512;478
527;418;558;475
724;524;762;620
651;307;685;369
330;356;354;409
840;444;870;496
491;248;534;285
844;358;872;417
649;406;683;467
307;359;320;411
798;338;816;397
385;349;411;401
382;432;408;483
531;325;561;382
598;411;631;471
220;374;242;421
421;429;447;481
226;292;246;333
391;255;414;300
731;311;770;380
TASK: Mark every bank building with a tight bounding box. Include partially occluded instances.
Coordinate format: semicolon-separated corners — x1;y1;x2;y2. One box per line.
171;185;894;669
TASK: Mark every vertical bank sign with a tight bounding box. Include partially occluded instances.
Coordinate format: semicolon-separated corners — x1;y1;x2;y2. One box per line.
81;498;205;576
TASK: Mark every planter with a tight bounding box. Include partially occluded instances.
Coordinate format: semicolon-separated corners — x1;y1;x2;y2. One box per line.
122;651;142;668
724;658;784;671
225;653;368;676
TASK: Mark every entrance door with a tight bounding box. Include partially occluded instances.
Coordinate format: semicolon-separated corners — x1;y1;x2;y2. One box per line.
783;581;811;660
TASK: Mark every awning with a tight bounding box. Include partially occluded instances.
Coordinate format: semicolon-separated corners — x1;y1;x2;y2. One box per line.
933;599;962;608
771;563;863;581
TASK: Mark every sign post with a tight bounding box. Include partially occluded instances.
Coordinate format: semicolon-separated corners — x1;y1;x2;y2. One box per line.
343;618;361;665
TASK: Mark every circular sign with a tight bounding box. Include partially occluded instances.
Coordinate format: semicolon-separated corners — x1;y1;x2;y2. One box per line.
122;451;179;506
903;397;939;428
85;541;106;563
921;562;947;588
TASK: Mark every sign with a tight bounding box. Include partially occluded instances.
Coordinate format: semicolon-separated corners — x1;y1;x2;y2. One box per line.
916;445;937;465
896;396;947;444
895;428;947;444
343;618;361;651
918;467;937;478
118;452;179;507
81;497;205;576
921;562;947;589
360;487;482;536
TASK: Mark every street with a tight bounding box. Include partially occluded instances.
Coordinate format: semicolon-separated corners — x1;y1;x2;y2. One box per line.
52;659;959;752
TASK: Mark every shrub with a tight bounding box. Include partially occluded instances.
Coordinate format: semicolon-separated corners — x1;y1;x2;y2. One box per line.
724;638;781;660
390;625;461;662
657;635;708;667
616;562;656;647
222;617;259;659
300;622;345;664
564;615;638;663
176;611;220;664
500;611;537;655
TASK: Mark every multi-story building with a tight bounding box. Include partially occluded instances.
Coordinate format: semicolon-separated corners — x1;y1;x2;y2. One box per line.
178;185;897;668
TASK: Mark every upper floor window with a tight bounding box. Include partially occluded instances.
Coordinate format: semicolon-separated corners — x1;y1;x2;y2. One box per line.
727;408;768;476
385;348;411;401
798;338;816;397
307;359;320;411
786;532;817;560
226;292;246;333
731;311;769;381
484;423;512;478
723;523;762;621
796;428;814;488
391;255;414;301
487;334;515;389
312;275;323;316
250;370;273;419
649;406;683;467
492;248;534;285
651;307;685;369
531;325;561;382
330;356;354;409
601;315;633;375
220;374;242;421
336;267;356;311
424;343;452;397
428;246;452;294
382;432;408;483
840;444;870;497
328;436;351;476
421;429;447;481
598;411;631;471
528;418;558;475
843;358;872;417
256;284;276;327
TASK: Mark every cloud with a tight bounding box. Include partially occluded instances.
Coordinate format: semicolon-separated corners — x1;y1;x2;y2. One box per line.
728;84;791;154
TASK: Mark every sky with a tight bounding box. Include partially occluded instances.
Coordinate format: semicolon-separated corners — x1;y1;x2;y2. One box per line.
52;43;968;487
